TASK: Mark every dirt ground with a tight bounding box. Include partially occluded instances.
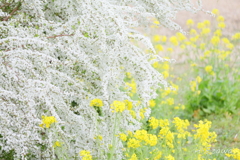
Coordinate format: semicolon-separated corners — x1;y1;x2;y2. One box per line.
158;0;240;36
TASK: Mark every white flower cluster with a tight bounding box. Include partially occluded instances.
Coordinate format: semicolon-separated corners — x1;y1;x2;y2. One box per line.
0;0;202;159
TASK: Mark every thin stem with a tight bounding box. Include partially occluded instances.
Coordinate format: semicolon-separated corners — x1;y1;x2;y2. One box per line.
3;2;21;21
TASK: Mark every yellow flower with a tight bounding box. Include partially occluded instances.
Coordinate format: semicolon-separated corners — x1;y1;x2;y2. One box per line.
153;35;161;42
205;65;213;73
166;98;174;105
145;134;158;146
94;135;103;141
127;138;141;148
169;36;178;46
162;71;169;78
126;72;132;78
155;44;164;51
124;100;133;110
165;154;175;160
222;37;230;44
191;63;197;67
211;36;220;45
90;99;103;107
225;148;240;160
204;50;211;57
139;108;146;119
197;22;204;29
176;32;186;41
212;8;219;15
149;117;159;129
218;22;226;29
161;36;167;42
217;16;225;22
190;81;197;92
174;106;179;110
226;43;234;50
53;141;62;148
153;151;162;160
190;36;199;43
152;62;160;69
79;150;93;160
203;20;211;27
159;119;169;128
197;90;201;95
119;133;127;142
196;76;202;83
111;100;126;113
149;99;156;108
194;120;217;153
200;43;206;50
161;62;170;70
186;19;194;26
39;116;57;128
154;20;160;25
201;28;211;35
128;153;138;160
129;110;136;118
190;29;198;35
232;33;240;40
214;29;222;37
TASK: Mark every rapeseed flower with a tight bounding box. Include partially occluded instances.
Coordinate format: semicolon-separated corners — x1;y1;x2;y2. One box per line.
53;141;62;148
90;99;103;107
170;36;178;46
153;35;161;42
211;36;220;45
212;9;219;15
128;153;138;160
166;98;174;105
149;117;159;129
127;138;141;148
205;65;213;73
218;22;226;29
201;28;210;35
225;148;240;160
39;116;57;128
148;99;156;108
155;44;164;51
79;150;93;160
111;100;126;113
118;133;127;142
232;33;240;40
217;16;224;22
214;29;222;36
197;22;205;29
186;19;194;26
124;100;133;110
165;154;175;160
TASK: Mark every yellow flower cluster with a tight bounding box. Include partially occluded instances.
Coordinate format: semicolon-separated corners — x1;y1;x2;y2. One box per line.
226;148;240;160
79;150;93;160
39;116;57;128
205;65;215;76
172;117;190;139
111;100;126;113
125;79;137;97
90;98;103;107
194;120;217;154
127;138;141;148
189;76;202;94
128;153;138;160
53;141;62;148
